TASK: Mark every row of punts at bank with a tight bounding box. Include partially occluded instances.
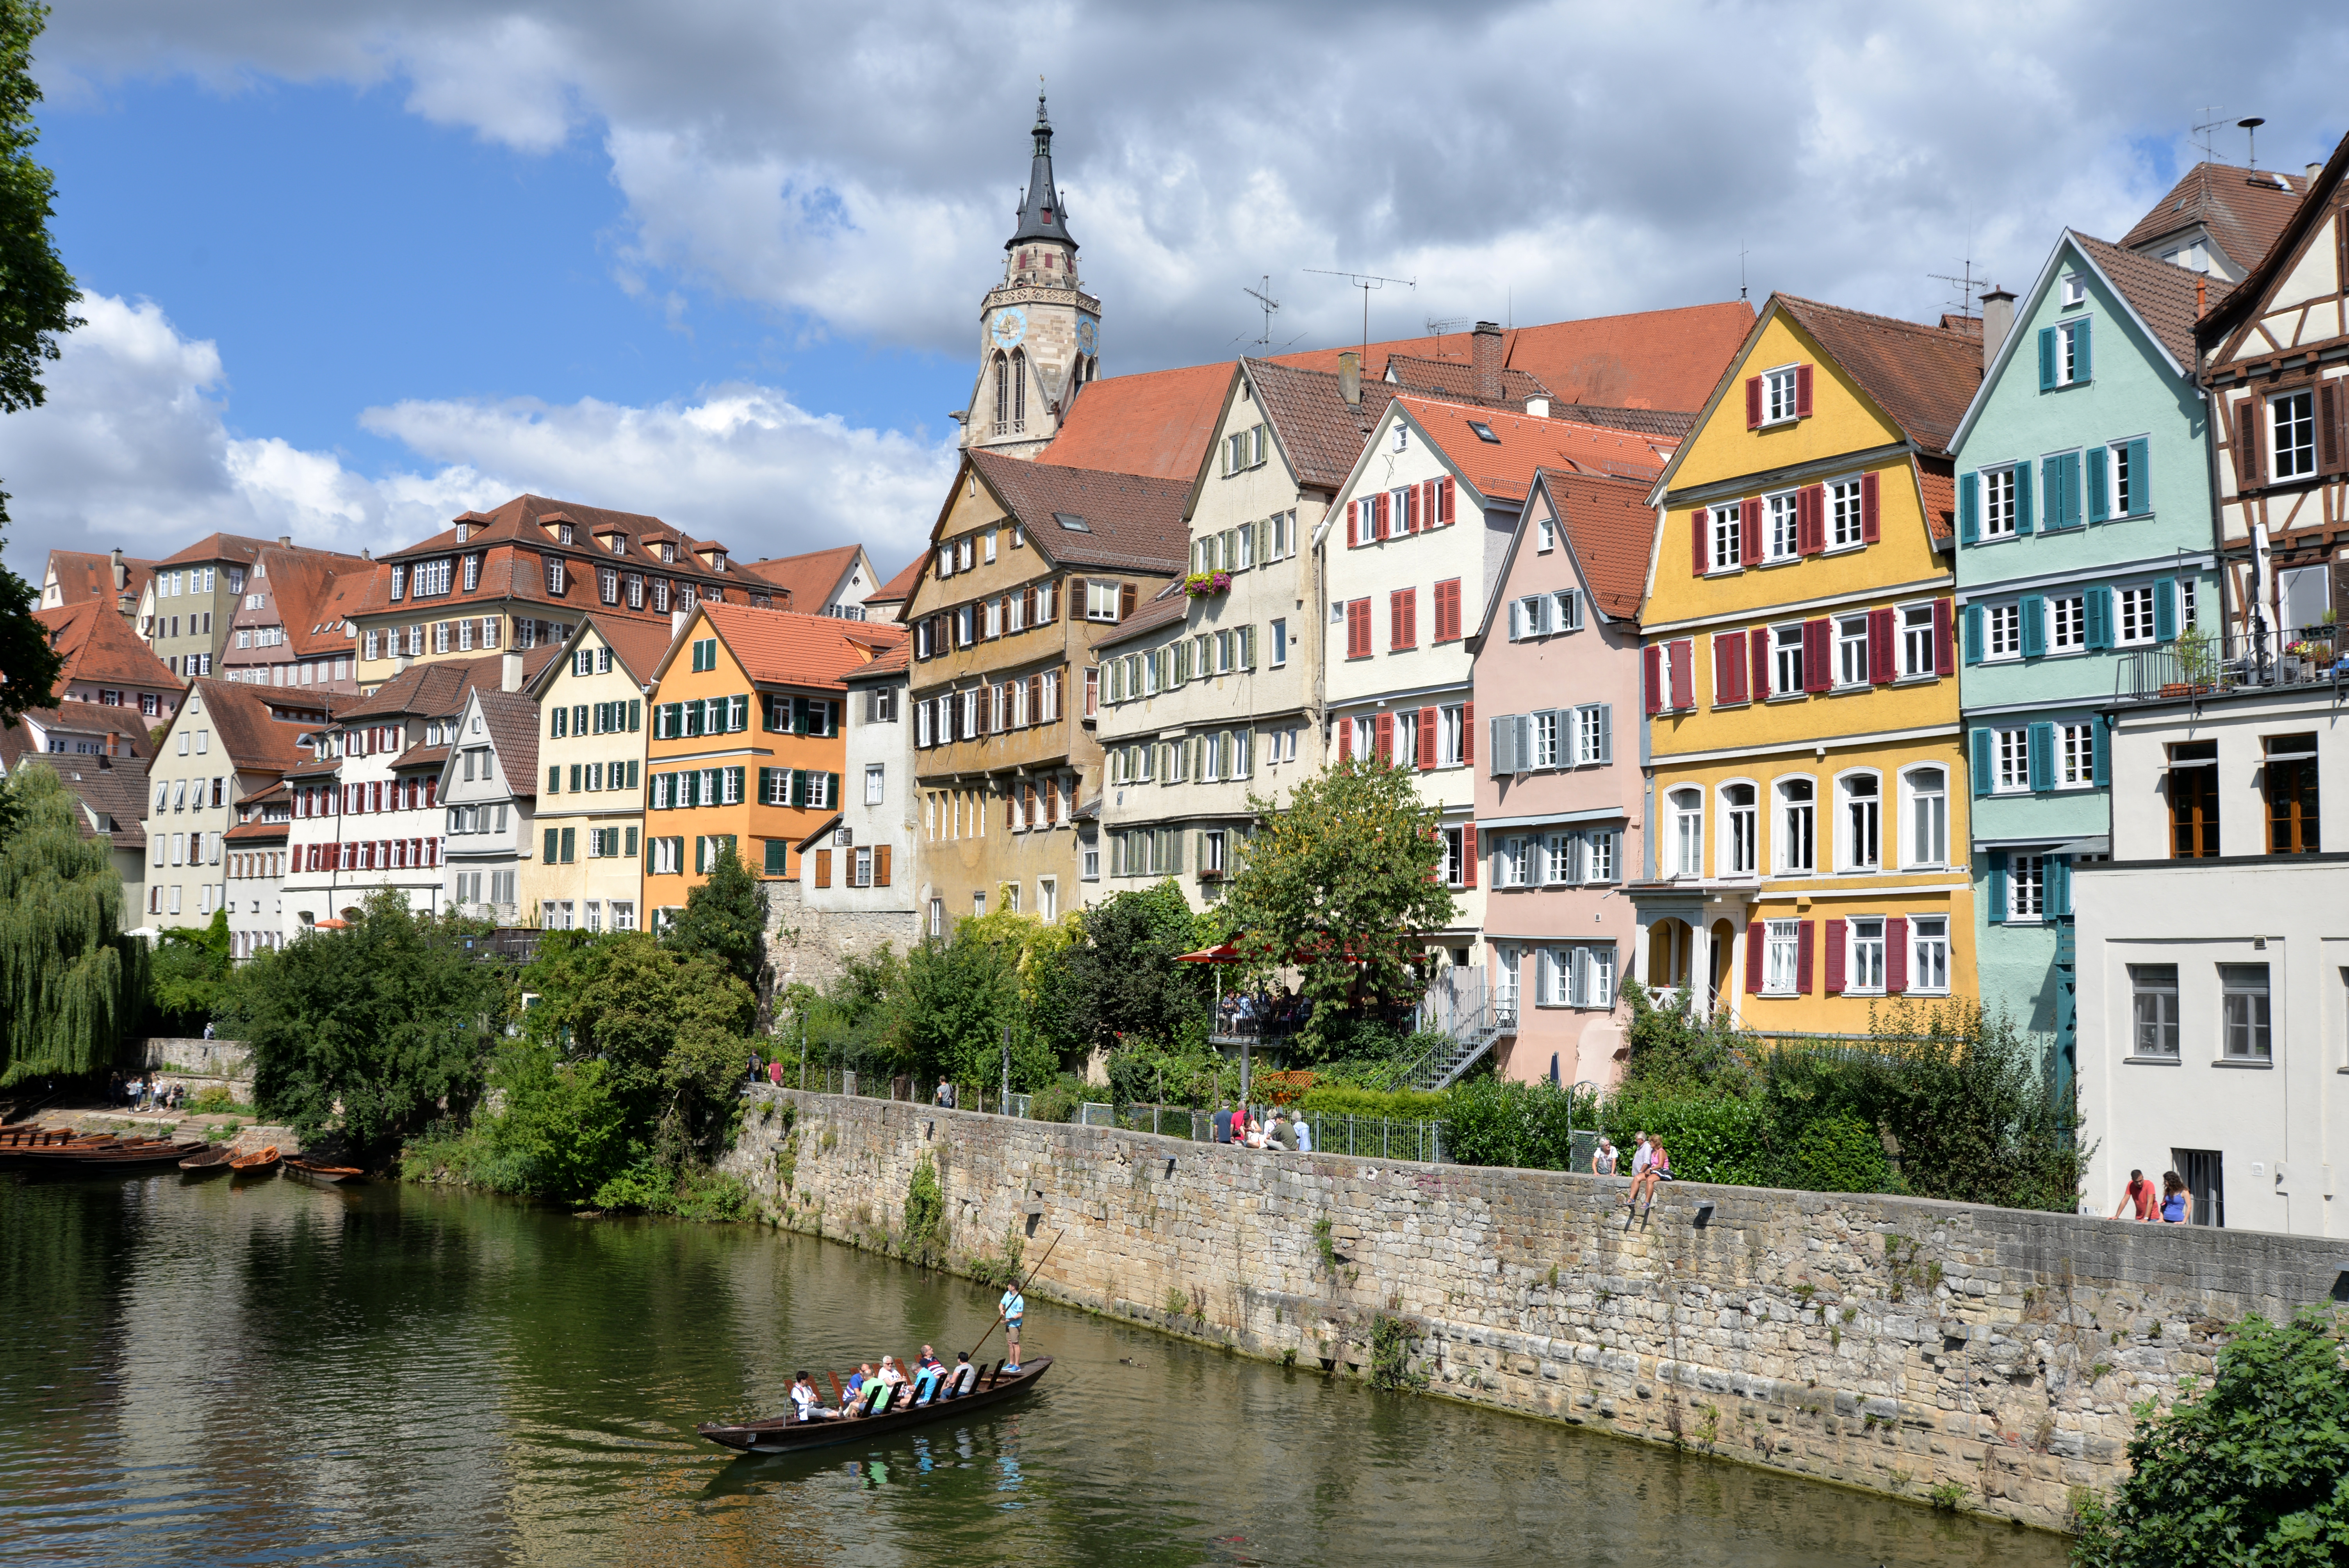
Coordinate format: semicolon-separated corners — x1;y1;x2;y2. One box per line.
0;1123;360;1182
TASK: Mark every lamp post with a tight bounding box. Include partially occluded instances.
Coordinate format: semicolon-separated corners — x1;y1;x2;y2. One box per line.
1001;1023;1011;1117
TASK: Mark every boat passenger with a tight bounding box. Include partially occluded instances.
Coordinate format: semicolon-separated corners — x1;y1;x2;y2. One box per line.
790;1372;831;1422
843;1363;873;1415
943;1352;976;1398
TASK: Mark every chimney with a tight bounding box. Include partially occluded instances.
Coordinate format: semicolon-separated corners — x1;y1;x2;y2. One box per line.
1337;351;1361;406
111;547;126;590
278;535;291;548
2308;162;2323;184
673;608;689;638
1979;288;2016;377
1525;395;1551;419
1472;321;1503;401
501;651;524;692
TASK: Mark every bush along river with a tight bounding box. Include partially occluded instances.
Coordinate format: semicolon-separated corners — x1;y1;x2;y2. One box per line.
0;1170;2067;1566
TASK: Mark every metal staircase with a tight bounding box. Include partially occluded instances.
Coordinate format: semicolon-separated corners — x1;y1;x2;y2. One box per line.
1404;970;1515;1090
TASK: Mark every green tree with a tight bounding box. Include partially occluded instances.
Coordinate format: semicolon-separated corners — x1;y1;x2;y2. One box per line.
0;513;58;729
233;889;504;1158
0;762;145;1082
146;907;231;1034
898;928;1020;1087
1063;880;1208;1051
663;843;768;995
2073;1308;2349;1567
1222;759;1454;1058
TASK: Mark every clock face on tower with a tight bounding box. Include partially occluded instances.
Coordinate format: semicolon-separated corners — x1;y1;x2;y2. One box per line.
990;307;1028;351
1076;317;1099;356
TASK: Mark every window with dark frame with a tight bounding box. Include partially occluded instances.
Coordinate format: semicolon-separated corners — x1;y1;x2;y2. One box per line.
2130;963;2179;1057
2220;964;2271;1060
2169;740;2220;858
2264;734;2320;853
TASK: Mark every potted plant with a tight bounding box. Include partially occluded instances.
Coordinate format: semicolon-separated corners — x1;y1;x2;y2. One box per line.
2167;624;2216;698
1183;570;1232;600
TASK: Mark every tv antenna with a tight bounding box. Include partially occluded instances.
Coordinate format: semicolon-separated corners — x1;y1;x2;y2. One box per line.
1927;216;1985;321
1738;237;1750;301
2239;116;2266;175
1425;315;1471;336
1306;268;1417;358
2192;107;2228;163
1241;277;1281;347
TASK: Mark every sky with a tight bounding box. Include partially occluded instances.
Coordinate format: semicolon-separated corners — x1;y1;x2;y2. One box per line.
7;0;2349;586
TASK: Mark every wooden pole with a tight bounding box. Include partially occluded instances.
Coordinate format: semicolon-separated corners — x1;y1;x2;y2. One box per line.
963;1229;1063;1365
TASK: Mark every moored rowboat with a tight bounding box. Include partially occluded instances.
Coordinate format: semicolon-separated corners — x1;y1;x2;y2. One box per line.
283;1158;364;1184
179;1146;237;1174
697;1356;1053;1454
230;1146;281;1176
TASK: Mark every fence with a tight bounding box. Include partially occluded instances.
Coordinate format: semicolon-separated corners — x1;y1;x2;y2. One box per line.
2117;622;2347;703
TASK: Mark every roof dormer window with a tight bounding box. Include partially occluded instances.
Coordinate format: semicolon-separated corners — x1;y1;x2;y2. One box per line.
455;522;471;544
557;522;575;545
607;533;627;554
2059;273;2087;308
1468;421;1500;444
661;542;677;564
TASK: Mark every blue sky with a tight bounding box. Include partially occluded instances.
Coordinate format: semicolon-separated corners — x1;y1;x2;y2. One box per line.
8;1;2347;583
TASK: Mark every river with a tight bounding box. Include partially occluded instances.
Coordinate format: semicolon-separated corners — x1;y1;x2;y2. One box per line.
0;1169;2067;1566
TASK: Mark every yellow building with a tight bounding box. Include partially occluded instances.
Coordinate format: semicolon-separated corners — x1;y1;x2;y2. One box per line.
519;615;677;932
1632;295;1981;1033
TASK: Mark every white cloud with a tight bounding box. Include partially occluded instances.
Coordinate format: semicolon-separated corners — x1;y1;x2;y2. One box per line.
0;293;956;581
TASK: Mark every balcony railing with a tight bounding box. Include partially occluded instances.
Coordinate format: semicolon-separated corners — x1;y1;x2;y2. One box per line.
2116;624;2346;704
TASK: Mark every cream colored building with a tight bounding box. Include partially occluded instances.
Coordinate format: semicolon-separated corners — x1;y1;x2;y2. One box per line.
139;679;341;929
520;615;671;932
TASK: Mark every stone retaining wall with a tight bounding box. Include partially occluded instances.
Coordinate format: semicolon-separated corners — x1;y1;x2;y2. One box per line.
723;1087;2349;1533
140;1037;252;1083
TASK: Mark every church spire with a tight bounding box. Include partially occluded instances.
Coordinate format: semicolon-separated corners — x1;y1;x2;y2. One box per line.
1007;86;1075;251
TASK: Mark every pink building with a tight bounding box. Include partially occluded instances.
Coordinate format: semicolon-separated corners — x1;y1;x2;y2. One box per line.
1469;467;1657;1090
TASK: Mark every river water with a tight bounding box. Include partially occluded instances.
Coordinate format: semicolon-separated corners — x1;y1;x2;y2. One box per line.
0;1170;2064;1566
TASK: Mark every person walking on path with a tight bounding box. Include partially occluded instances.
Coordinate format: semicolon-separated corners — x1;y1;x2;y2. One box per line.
2159;1171;2193;1224
1001;1284;1026;1372
2112;1169;2158;1221
1592;1137;1618;1176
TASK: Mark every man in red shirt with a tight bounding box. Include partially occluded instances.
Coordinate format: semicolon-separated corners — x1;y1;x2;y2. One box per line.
2111;1169;2158;1222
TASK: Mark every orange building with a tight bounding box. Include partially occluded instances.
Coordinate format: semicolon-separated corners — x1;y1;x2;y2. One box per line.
641;601;905;924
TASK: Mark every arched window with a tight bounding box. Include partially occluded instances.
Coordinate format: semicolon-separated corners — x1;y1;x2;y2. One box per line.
1836;770;1882;871
1011;351;1028;431
991;353;1009;437
1719;780;1758;877
1776;775;1817;873
1668;786;1703;877
1902;765;1948;868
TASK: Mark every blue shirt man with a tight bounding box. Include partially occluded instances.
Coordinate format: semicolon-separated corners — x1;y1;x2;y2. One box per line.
1001;1287;1026;1372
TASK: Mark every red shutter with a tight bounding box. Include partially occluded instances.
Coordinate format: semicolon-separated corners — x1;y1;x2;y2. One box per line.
1795;363;1814;418
1859;470;1881;542
1434;579;1460;641
1439;476;1454;524
1802;618;1831;692
1802;485;1827;554
1337;716;1353;760
1374;492;1390;538
1417;707;1437;768
1824;918;1846;994
1422;478;1439;527
1742;497;1763;562
1716;629;1747;704
1745;374;1763;429
1668;638;1694;709
1868;607;1896;684
1642;645;1663;714
1795;920;1815;994
1691;508;1709;575
1750;627;1769;700
1389;590;1405;649
1375;712;1394;762
1463;703;1474;764
1347;501;1360;547
1462;823;1477;886
1406;484;1420;533
1886;917;1908;994
1933;597;1955;676
1347;599;1371;659
1744;921;1764;992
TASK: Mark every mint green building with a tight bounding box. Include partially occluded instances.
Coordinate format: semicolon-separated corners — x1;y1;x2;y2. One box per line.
1950;232;2217;1075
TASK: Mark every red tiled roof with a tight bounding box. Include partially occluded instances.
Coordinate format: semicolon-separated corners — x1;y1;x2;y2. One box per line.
2201;129;2349;356
736;544;874;611
971;451;1192;574
1916;460;1957;545
1088;589;1190;651
8;702;157;759
581;612;680;685
154;532;275;569
1553;404;1696;440
866;554;925;608
1380;354;1552;412
0;733;151;848
690;602;908;693
184;678;337;773
44;549;155;616
1533;467;1660;622
33;602;184;698
2120;161;2309;274
846;642;911;680
1772;296;1982;455
1399;397;1680;504
1244;359;1400;492
338;648;562;723
2069;232;2203;372
1041;362;1236;479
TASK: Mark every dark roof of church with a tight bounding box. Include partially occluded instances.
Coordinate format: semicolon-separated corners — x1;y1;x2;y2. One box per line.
1007;93;1075;251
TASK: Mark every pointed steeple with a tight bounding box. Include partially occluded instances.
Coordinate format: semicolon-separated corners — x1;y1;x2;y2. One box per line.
1007;87;1075;251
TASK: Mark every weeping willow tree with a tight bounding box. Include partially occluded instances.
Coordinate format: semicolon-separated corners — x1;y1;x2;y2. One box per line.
0;763;145;1082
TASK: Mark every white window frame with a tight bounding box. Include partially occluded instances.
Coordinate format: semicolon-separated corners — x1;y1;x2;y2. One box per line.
1668;786;1704;878
1907;915;1950;995
1901;765;1948;869
1720;780;1759;878
1776;775;1816;873
1826;476;1865;549
2115;585;2158;647
2048;593;2086;653
2057;318;2089;387
1709;501;1742;572
2270;389;2317;482
1994;727;2030;794
1762;365;1800;426
2057;722;2096;789
1762;918;1801;995
1846;916;1887;994
1899;601;1936;677
1836;769;1882;872
1981;466;2018;540
1985;602;2023;661
1770;622;1805;695
1764;491;1800;561
1834;613;1870;688
2008;853;2046;922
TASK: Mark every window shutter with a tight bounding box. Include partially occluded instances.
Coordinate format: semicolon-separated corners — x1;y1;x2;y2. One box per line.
2086;446;2109;523
1744;922;1764;992
1417;708;1437;769
2126;437;2151;515
1463;702;1474;764
1489;714;1514;776
1374;491;1390;539
1934;597;1955;675
1745;374;1763;429
1859;470;1880;542
1337;716;1352;760
758;766;773;803
1987;850;2008;925
1595;704;1612;763
1167;829;1183;872
1461;823;1477;886
2153;578;2178;641
1970;728;1993;796
2092;722;2110;787
1795;920;1814;994
2049;855;2072;919
1741;498;1763;562
829;773;840;807
544;827;559;864
1028;673;1043;723
1886;917;1908;994
2027;722;2055;792
1374;712;1394;762
1119;582;1137;620
1964;605;1984;665
2322;383;2347;474
791;769;807;808
2075;316;2091;382
2235;397;2261;488
1347;599;1370;658
1691;508;1709;574
1714;631;1741;704
2020;595;2046;658
1439;476;1454;524
1868;607;1895;683
2084;586;2112;650
2062;451;2085;528
1795;363;1814;418
1642;645;1663;715
1667;638;1694;709
1800;485;1826;554
1823;918;1846;994
1801;618;1830;692
1959;471;1979;543
2037;326;2057;391
1749;623;1770;699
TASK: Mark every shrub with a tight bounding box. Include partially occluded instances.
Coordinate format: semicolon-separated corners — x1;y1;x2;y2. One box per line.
1439;1076;1595;1170
903;1153;945;1264
1781;1112;1895;1194
1599;1092;1772;1186
1028;1075;1084;1124
1296;1083;1449;1120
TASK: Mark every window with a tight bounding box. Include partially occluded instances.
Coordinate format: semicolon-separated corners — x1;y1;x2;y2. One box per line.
1201;830;1228;877
1909;916;1950;994
1770;623;1804;695
2057;723;2097;788
1468;420;1499;443
1898;602;1938;677
2044;317;2090;387
1903;766;1947;868
1994;727;2029;793
2008;853;2045;921
2271;390;2316;481
1571;703;1610;766
1085;580;1123;622
2169;740;2220;857
545;558;566;596
1723;783;1758;876
1438;704;1465;768
1839;773;1880;870
1537;517;1557;552
2265;734;2320;852
1827;478;1864;548
1529;709;1559;770
2130;964;2180;1057
1834;613;1869;686
2221;964;2272;1059
2116;586;2157;646
865;764;887;807
2060;272;2087;307
1986;603;2022;659
1847;917;1886;992
1270;617;1288;666
1764;492;1800;561
1709;502;1742;571
1777;778;1815;872
2049;594;2086;652
1669;787;1703;877
1763;367;1800;423
1763;919;1802;994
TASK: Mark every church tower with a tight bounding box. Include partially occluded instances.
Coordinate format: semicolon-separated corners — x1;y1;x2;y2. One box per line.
962;91;1101;459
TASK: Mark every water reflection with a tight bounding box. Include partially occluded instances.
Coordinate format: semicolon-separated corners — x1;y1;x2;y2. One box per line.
0;1171;2066;1567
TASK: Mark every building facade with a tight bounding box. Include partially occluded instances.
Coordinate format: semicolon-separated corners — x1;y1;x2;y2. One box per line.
139;679;339;930
1634;294;1979;1033
34;600;185;722
437;686;540;926
0;715;150;929
521;617;671;931
224;784;291;960
786;645;921;979
221;543;376;694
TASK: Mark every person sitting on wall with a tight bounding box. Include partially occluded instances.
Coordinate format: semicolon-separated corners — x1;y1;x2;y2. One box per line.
1626;1136;1670;1216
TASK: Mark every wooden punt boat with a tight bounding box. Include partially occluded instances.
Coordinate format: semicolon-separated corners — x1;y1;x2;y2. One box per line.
283;1158;364;1184
7;1136;207;1169
179;1146;237;1174
230;1146;281;1176
697;1356;1053;1455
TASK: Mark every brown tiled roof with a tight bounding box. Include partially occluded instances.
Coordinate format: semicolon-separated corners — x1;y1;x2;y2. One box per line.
154;532;275;569
686;602;907;693
971;450;1192;574
185;679;331;773
1401;397;1680;504
2201;129;2349;354
44;549;155;616
470;690;540;791
1381;355;1551;411
230;545;373;659
1538;404;1694;440
0;734;151;848
9;702;156;759
1535;467;1659;622
33;602;184;698
1089;590;1191;651
2120;161;2308;274
866;554;925;608
337;649;558;723
845;641;911;681
582;612;679;684
1916;460;1957;545
1042;362;1236;480
736;544;874;611
1243;359;1399;492
225;814;289;843
2068;232;2203;371
1772;296;1981;455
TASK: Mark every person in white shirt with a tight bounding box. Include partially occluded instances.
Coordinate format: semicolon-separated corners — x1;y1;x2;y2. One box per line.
1294;1115;1312;1155
1592;1137;1618;1176
1622;1133;1653;1207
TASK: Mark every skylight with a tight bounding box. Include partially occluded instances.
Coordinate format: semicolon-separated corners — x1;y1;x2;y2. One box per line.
1468;421;1501;444
1054;512;1091;532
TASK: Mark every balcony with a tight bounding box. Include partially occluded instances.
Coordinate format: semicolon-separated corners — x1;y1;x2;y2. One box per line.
2116;625;2346;705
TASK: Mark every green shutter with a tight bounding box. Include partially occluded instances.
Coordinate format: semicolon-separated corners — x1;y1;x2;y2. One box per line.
729;766;745;803
2027;722;2055;792
627;760;640;789
2014;460;2034;535
1987;850;2008;924
1970;728;1993;797
2153;578;2178;642
2062;452;2084;527
544;827;558;863
2048;856;2072;919
2127;437;2150;515
2037;326;2057;391
2020;596;2046;658
629;699;642;732
2084;586;2112;650
2041;457;2061;531
765;838;788;875
2092;723;2110;788
2087;447;2108;523
2073;316;2091;382
758;766;774;804
561;827;576;864
791;769;806;808
626;826;638;857
1964;605;1985;665
828;773;841;808
1959;472;1980;543
548;765;560;794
